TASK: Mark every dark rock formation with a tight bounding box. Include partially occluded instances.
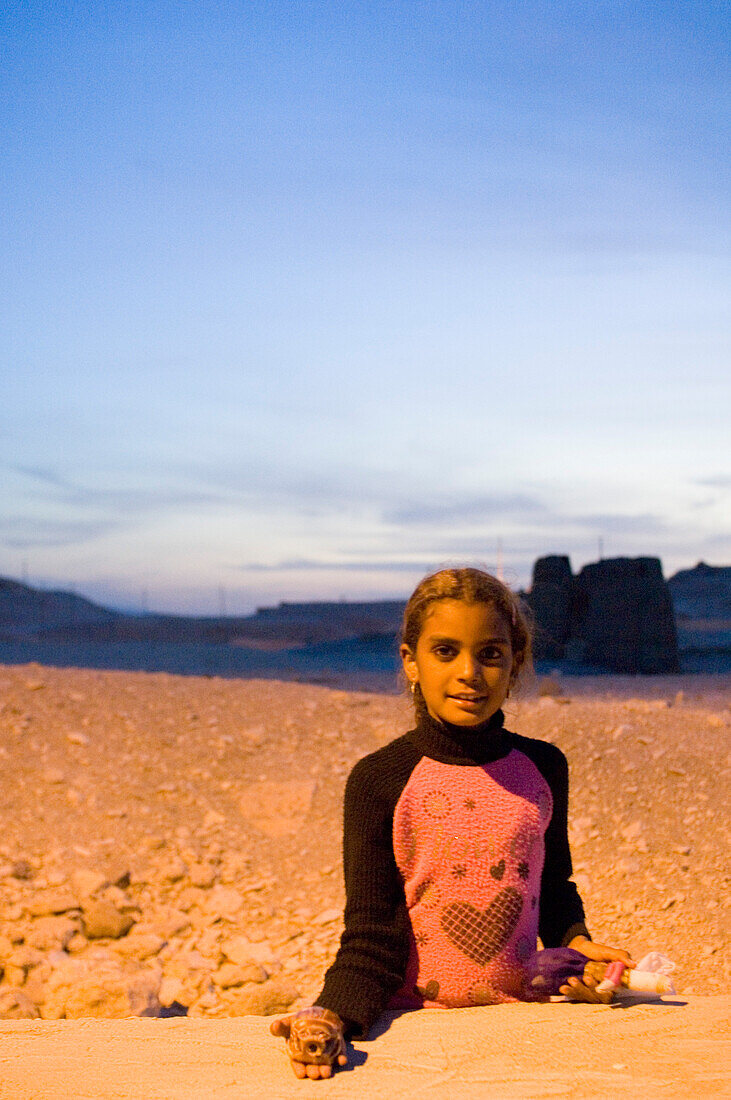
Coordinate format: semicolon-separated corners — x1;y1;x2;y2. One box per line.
528;556;680;673
528;556;573;660
570;558;679;673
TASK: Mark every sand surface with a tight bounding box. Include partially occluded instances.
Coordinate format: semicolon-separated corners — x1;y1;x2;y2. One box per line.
1;663;729;1094
1;997;730;1099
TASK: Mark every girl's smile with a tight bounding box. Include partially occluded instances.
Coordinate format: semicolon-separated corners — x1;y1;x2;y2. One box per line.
400;599;516;727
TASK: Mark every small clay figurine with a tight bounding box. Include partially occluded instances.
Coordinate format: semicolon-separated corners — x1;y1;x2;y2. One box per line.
271;1007;346;1072
525;947;674;1003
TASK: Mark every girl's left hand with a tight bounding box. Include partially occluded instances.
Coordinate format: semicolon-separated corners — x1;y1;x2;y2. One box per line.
560;936;635;1004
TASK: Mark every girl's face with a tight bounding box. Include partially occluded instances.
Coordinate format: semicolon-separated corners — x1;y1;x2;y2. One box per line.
401;599;516;727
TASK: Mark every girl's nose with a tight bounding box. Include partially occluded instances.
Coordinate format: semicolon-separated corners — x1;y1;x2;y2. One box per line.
457;653;480;682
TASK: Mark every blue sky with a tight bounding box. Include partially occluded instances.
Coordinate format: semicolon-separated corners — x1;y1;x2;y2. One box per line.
2;1;729;613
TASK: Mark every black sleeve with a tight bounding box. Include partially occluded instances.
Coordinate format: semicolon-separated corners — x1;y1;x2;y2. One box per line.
314;739;420;1039
512;735;590;948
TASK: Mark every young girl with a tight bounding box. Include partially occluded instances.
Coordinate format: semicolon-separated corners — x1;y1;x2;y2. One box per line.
272;568;633;1079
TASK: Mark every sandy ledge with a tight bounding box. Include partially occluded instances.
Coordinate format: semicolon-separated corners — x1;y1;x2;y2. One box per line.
1;996;730;1099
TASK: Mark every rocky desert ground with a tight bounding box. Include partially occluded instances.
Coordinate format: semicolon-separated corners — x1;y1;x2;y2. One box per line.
0;663;729;1024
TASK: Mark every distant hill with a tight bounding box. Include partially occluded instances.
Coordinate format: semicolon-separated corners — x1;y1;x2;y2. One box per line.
667;562;731;619
0;562;728;673
0;578;120;639
0;579;404;648
666;562;731;667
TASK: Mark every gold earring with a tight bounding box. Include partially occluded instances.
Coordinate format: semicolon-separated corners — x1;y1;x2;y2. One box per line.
410;680;417;695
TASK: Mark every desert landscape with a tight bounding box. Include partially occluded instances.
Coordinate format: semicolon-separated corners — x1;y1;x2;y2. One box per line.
0;661;729;1095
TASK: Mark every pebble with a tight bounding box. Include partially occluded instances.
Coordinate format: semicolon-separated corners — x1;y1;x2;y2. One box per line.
81;900;136;940
158;976;187;1008
42;957;161;1020
203;810;226;829
161;857;187;884
71;869;107;898
0;989;40;1019
223;979;300;1016
205;886;243;920
25;888;78;917
189;862;217;889
314;908;341;925
211;962;266;989
221;936;278;968
112;933;166;960
26;916;79;952
144;908;191;938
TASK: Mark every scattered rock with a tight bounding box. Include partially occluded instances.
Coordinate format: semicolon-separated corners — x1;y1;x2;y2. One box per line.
239;780;316;837
221;936;277;968
143;908;191;939
211;962;266;989
42;957;162;1020
158;976;196;1008
11;859;34;880
112;933;166;960
7;945;45;974
161;857;187;883
224;979;300;1016
26;916;79;952
81;900;135;940
108;867;132;890
0;989;40;1019
620;822;643;842
71;870;107;898
313;908;341;926
202;810;226;829
189;862;217;889
205;886;244;920
42;768;66;784
25;888;79;917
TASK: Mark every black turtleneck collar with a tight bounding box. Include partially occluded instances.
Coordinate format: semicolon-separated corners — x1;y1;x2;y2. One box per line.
407;707;513;766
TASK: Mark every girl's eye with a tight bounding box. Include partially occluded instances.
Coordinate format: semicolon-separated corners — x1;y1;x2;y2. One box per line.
479;647;504;662
433;645;456;659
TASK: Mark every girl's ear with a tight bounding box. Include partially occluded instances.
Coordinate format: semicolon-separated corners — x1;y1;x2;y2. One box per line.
400;643;418;685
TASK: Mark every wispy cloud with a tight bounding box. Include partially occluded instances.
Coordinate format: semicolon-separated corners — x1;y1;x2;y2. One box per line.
239;558;441;574
0;516;115;549
9;464;226;519
699;533;731;551
546;512;669;535
14;465;68;489
695;475;731;489
2;459;700;577
383;495;547;526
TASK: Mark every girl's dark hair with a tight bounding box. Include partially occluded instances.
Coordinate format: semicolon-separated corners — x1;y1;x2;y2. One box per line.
401;567;533;706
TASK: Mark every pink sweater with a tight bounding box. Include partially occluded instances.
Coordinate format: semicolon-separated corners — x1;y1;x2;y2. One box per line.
390;749;553;1007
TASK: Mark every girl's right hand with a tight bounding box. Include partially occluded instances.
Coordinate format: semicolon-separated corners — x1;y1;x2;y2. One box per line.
270;1007;348;1079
